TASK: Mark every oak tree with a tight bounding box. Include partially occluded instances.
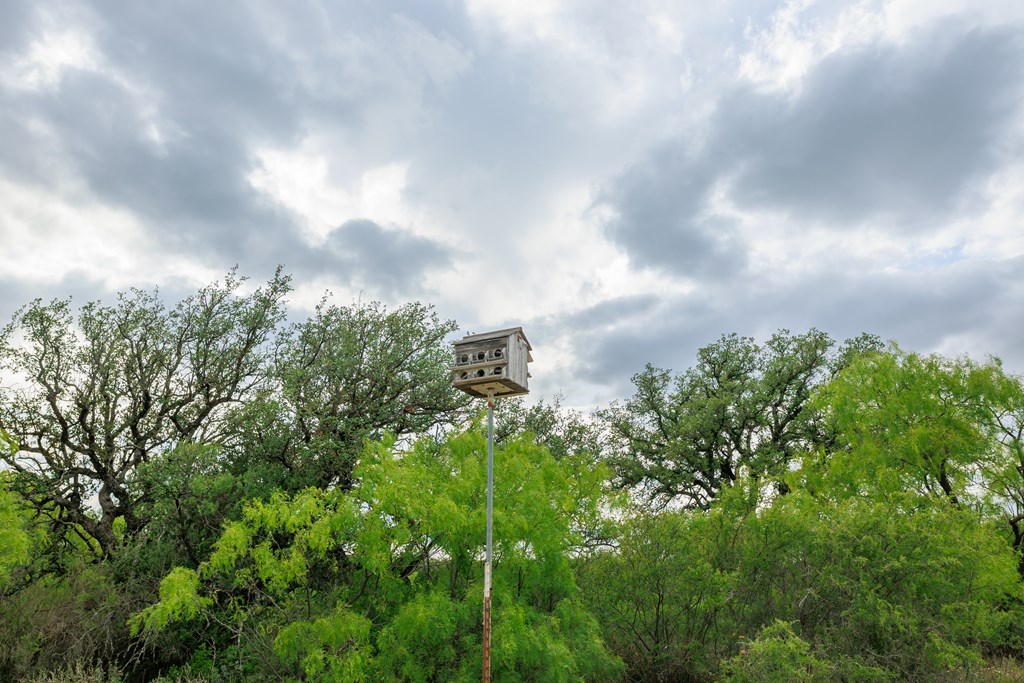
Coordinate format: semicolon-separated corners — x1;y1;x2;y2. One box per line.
601;329;880;509
0;271;290;556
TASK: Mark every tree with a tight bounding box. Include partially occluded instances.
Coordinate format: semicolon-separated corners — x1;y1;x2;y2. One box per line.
0;480;31;592
493;394;603;461
578;509;735;682
133;429;623;681
0;271;290;557
227;299;471;493
811;346;1024;573
724;487;1023;680
720;621;831;683
601;329;880;509
133;443;248;569
980;362;1024;571
0;431;31;590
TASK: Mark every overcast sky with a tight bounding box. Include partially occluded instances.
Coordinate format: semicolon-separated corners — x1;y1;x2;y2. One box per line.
2;0;1023;408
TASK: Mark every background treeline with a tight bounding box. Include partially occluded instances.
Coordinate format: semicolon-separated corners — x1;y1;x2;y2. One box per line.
1;271;1023;682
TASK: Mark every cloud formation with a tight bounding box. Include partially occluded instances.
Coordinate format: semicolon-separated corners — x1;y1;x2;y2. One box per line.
321;219;455;296
1;0;1023;409
597;22;1024;277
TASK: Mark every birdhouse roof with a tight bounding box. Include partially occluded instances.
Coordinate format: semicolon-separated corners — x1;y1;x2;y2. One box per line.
457;326;532;350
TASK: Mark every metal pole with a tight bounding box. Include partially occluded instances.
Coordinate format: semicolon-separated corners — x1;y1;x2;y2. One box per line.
483;394;495;683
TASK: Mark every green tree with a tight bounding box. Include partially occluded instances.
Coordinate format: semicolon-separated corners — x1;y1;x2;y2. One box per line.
0;482;31;592
726;487;1023;680
0;431;31;590
980;362;1024;571
133;443;247;568
812;348;989;503
721;620;831;683
134;429;622;681
578;508;735;682
601;329;880;509
0;561;136;680
811;347;1024;572
0;271;290;557
493;395;602;461
227;299;470;493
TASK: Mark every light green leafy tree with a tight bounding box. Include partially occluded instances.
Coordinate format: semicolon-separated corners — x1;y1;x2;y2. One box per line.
726;486;1022;679
810;346;1024;572
134;428;623;682
721;620;833;683
578;507;736;681
0;430;31;590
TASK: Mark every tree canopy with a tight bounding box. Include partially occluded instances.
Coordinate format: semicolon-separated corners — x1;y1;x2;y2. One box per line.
2;273;1024;682
0;270;290;557
600;329;882;508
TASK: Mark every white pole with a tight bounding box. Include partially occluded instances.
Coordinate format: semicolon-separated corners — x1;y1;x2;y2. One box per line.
483;393;495;683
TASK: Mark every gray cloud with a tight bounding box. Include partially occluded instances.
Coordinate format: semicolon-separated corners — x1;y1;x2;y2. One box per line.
320;219;455;297
0;3;30;55
552;255;1024;408
0;2;470;283
0;6;302;274
0;273;111;325
596;24;1024;277
523;294;693;401
562;294;662;330
784;258;1024;361
596;145;748;277
3;1;1024;411
724;26;1024;226
0;269;198;332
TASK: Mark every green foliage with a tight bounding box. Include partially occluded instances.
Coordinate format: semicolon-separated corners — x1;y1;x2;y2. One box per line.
132;567;212;636
579;509;735;681
374;591;464;681
21;660;124;683
274;606;372;682
0;563;134;681
731;489;1021;679
234;299;470;493
811;347;993;502
583;480;1024;681
136;428;622;680
0;270;291;556
8;304;1024;683
135;443;246;568
721;621;831;683
811;346;1024;572
0;471;32;590
492;597;622;682
601;329;881;508
494;395;603;461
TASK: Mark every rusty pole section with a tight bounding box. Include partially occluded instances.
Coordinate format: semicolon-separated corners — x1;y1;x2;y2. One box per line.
482;394;495;683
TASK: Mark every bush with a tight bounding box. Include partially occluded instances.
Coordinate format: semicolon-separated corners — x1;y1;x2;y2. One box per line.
721;621;831;682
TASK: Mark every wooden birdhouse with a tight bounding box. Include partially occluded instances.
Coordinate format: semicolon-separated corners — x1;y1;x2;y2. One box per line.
452;327;532;398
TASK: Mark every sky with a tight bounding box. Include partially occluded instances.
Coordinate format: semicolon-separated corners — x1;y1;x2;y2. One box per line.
1;0;1023;409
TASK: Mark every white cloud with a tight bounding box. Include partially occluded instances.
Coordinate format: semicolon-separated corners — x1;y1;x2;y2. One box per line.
0;29;101;91
0;178;218;290
248;145;418;242
736;0;1024;93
